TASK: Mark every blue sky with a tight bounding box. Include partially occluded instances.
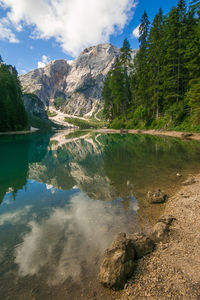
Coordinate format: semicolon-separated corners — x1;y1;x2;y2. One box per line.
0;0;190;74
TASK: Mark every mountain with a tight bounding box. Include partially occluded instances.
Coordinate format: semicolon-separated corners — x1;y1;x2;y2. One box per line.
22;93;52;129
20;60;70;107
20;44;126;116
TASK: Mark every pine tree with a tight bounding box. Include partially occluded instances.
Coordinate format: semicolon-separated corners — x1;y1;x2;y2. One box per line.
102;2;200;130
162;1;187;122
109;58;125;118
0;60;29;132
119;39;132;119
185;3;200;122
102;39;132;124
102;71;114;121
120;38;132;68
190;0;200;12
134;11;150;123
148;8;165;120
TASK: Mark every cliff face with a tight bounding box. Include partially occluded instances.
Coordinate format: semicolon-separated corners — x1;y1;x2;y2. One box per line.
63;44;121;115
23;94;48;121
20;60;70;106
20;44;122;116
22;94;51;129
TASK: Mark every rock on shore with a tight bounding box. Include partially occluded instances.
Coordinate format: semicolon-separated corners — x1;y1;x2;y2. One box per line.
99;214;175;290
147;189;168;204
98;233;135;290
117;175;200;299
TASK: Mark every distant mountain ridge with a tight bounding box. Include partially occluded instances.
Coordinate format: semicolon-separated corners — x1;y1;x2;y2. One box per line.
20;44;137;117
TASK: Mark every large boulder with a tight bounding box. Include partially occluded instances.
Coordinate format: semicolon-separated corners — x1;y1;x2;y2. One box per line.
150;222;169;243
99;216;175;290
98;233;135;290
150;215;175;243
158;215;175;226
147;189;168;204
127;233;154;259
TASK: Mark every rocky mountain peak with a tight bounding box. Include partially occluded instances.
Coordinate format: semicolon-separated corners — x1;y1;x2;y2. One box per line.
20;43;135;116
20;59;70;106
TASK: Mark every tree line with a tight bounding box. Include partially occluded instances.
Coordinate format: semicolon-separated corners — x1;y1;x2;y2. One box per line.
102;0;200;131
0;57;29;132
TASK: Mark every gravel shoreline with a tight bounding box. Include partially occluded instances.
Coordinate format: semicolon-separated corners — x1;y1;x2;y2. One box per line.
112;173;200;300
96;128;200;141
0;127;38;136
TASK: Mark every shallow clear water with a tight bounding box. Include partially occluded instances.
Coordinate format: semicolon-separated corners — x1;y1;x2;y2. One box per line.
1;130;200;299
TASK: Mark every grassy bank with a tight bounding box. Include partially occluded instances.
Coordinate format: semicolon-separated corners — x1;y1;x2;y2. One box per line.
64;117;105;129
108;115;200;133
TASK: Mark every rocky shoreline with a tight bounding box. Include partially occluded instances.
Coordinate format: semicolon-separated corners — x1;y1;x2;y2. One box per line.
96;128;200;141
0;127;39;136
101;174;200;299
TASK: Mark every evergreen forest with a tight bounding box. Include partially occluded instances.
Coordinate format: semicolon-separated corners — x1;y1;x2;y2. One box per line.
0;57;29;132
102;0;200;131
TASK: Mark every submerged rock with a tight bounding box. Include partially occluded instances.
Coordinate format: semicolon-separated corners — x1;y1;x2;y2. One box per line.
150;215;175;243
150;222;169;243
127;233;154;259
158;215;176;226
98;233;135;290
182;177;196;186
147;189;168;204
176;173;182;177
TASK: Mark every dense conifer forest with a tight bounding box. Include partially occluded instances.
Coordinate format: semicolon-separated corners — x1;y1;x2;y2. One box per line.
0;57;29;132
102;0;200;131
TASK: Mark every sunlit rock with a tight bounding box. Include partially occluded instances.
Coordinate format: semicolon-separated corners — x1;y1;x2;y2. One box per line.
99;233;135;290
127;233;154;259
147;189;168;204
20;44;137;116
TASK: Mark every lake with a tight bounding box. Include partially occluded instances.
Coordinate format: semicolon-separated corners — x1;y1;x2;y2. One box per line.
0;130;200;300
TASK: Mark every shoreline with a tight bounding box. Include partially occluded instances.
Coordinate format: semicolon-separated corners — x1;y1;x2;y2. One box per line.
95;128;200;141
0;128;39;136
110;173;200;299
1;127;200;141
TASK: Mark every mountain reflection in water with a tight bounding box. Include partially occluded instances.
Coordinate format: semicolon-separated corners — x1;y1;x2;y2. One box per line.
1;130;200;299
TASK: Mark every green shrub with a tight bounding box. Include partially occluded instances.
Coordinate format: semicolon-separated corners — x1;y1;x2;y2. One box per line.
64;117;105;129
54;98;65;109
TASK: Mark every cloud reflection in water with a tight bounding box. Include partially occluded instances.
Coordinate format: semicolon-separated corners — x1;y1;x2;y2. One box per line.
15;192;138;285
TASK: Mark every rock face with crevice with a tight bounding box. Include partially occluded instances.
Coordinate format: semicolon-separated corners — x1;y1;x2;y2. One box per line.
20;60;70;106
23;94;49;121
20;44;136;116
99;215;175;290
99;233;135;290
147;189;168;204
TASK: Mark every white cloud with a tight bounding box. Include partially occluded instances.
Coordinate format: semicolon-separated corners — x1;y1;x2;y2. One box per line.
37;55;50;68
15;193;138;285
132;24;140;38
0;0;138;56
67;60;74;65
0;206;31;226
0;17;19;43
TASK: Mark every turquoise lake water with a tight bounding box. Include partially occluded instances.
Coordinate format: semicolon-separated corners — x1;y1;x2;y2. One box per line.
0;130;200;299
